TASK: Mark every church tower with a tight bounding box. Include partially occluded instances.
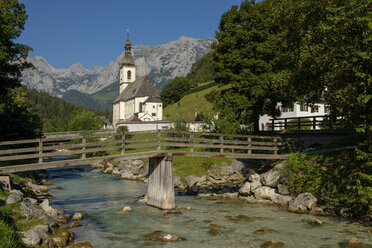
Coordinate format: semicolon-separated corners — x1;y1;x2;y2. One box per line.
119;30;136;94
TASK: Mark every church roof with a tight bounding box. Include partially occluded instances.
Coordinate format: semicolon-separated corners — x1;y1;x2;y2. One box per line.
144;95;162;103
113;75;161;103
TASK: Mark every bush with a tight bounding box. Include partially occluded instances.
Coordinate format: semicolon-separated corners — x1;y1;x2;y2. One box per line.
282;150;372;218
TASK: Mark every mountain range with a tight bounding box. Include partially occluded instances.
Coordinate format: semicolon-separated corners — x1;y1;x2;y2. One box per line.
21;36;214;110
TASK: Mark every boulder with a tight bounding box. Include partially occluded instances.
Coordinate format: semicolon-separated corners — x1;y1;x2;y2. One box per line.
120;170;135;180
23;197;38;205
121;206;132;213
184;175;201;188
104;168;113;174
20;201;45;220
239;182;251;196
253;186;276;200
52;229;71;247
6;193;22;204
261;240;284;248
21;225;49;246
270;194;292;205
207;169;222;181
250;180;262;191
27;182;48;193
288;192;317;212
72;212;84;221
248;173;261;182
0;176;12;191
68;222;82;228
220;166;234;176
261;170;280;187
253;228;278;235
117;160;131;171
146;231;181;242
231;160;245;174
112;168;120;175
173;176;185;190
277;184;290;195
40;199;59;217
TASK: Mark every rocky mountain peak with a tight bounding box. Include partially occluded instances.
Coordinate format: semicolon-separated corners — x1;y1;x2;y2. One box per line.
21;37;214;98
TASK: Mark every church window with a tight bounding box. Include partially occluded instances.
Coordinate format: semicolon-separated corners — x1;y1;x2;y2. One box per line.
152;113;156;116
153;105;155;109
127;70;131;80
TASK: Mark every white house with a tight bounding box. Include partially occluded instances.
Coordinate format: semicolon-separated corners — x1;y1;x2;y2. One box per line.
112;33;163;127
259;101;329;131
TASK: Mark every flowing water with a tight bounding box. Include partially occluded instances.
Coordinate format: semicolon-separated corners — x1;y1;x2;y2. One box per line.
47;166;372;248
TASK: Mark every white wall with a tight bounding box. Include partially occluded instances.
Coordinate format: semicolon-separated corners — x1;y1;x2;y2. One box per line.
259;102;327;130
117;122;172;132
119;65;136;94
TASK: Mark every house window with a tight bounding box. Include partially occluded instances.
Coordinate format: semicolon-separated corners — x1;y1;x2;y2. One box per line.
152;113;156;116
281;104;294;113
300;104;309;112
325;106;331;114
159;104;162;107
311;105;319;113
127;70;131;80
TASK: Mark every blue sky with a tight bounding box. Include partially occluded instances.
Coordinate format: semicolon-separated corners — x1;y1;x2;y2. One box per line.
18;0;243;69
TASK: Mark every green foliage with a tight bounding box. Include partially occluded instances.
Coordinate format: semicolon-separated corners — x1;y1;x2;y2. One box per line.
282;151;372;218
116;125;133;139
160;77;194;107
202;158;213;171
68;110;104;131
211;0;291;133
279;0;371;135
160;51;215;107
0;0;32;97
0;91;42;142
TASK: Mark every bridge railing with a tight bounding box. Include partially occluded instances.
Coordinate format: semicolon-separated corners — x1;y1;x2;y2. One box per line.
0;130;287;173
268;115;344;131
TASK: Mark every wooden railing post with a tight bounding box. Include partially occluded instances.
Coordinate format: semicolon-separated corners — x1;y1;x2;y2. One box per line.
273;137;278;155
284;119;288;130
189;133;194;152
271;119;275;131
82;137;86;159
312;117;316;130
157;129;161;151
38;138;43;164
297;118;301;130
247;137;252;155
219;135;224;154
121;133;126;155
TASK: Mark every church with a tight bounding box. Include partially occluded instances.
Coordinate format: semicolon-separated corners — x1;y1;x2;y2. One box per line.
112;33;163;127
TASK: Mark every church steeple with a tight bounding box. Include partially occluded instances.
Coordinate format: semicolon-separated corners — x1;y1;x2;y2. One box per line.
119;29;136;94
125;29;132;55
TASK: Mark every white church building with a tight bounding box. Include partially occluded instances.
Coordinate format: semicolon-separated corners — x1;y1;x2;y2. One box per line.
112;33;163;127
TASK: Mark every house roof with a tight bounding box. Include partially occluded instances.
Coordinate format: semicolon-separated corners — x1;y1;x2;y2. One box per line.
113;75;160;103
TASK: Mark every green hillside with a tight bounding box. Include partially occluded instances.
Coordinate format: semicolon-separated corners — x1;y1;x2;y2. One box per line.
62;81;119;111
164;84;225;121
20;87;109;132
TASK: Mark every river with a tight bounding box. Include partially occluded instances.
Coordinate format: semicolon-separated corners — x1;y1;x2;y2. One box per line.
47;166;372;248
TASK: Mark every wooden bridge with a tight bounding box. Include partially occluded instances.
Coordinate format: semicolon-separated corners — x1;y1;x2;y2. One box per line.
0;130;286;209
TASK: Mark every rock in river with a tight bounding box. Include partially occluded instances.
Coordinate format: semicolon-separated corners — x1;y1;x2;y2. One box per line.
146;231;181;242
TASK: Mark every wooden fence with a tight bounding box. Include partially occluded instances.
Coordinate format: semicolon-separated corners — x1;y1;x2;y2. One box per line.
0;130;287;174
268;115;344;131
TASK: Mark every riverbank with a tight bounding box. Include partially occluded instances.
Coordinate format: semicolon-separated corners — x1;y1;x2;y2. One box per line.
46;166;372;248
0;172;93;247
94;151;371;221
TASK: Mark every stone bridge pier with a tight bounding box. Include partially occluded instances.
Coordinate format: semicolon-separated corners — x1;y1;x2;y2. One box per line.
147;155;175;209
